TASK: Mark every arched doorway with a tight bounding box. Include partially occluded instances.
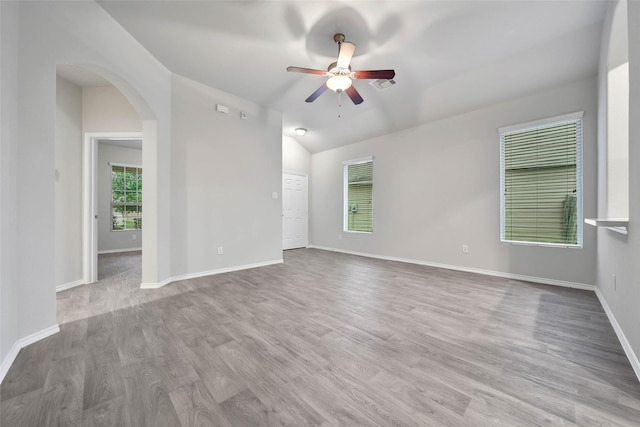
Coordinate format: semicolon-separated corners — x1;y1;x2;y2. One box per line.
55;64;159;291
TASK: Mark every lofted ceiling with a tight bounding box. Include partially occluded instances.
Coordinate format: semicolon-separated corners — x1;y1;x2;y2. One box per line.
92;1;607;153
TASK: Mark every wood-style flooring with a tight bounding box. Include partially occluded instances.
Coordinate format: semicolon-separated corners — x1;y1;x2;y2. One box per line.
1;248;639;426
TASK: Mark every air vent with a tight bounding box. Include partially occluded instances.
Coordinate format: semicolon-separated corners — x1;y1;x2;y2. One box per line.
369;79;397;90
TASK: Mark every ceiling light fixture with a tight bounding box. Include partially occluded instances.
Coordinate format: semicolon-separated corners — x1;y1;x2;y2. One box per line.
326;75;352;92
295;128;307;136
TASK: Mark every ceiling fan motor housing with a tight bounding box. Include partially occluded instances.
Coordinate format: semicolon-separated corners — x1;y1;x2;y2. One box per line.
327;62;351;75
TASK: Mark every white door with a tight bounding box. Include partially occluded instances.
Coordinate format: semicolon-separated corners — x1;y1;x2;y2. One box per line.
283;174;308;250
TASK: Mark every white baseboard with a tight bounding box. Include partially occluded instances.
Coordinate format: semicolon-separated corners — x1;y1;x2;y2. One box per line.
595;288;640;383
307;245;595;291
56;279;84;292
0;324;60;384
140;259;284;289
98;247;142;255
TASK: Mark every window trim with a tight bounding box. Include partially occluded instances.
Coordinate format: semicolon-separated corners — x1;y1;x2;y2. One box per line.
499;112;584;248
110;162;142;232
343;156;374;234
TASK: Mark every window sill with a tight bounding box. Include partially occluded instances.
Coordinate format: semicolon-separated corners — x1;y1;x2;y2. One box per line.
584;218;628;235
501;240;582;249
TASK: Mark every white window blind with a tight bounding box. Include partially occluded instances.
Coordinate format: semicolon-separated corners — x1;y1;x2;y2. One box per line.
344;158;373;233
500;113;583;246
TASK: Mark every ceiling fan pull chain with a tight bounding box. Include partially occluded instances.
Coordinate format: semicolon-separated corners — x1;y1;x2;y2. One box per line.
338;91;342;118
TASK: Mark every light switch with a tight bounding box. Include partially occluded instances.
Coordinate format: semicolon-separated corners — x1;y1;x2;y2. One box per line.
272;192;278;199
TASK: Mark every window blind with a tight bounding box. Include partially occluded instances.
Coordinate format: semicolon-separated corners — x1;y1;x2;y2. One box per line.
500;117;582;245
346;160;373;232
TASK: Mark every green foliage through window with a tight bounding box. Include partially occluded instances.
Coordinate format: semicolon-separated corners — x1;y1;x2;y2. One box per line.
112;165;142;231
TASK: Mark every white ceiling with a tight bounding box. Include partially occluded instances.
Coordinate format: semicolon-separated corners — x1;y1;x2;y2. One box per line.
90;1;606;153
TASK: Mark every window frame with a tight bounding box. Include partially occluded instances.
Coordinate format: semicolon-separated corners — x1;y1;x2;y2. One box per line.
499;112;584;248
110;162;143;232
343;156;374;234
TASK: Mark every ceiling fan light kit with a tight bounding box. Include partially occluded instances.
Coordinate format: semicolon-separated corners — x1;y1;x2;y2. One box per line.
326;75;352;92
287;33;395;105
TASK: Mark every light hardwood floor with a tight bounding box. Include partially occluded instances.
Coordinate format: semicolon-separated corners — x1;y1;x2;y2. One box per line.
2;248;639;426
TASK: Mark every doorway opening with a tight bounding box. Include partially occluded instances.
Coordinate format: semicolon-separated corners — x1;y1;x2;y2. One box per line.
55;64;160;296
84;135;143;283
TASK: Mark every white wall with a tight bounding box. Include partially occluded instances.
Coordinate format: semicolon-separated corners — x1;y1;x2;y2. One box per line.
55;76;83;288
627;0;640;370
83;86;142;132
97;144;143;253
311;77;598;287
4;1;172;370
170;74;283;277
1;0;20;372
283;136;311;176
606;62;629;218
596;0;640;377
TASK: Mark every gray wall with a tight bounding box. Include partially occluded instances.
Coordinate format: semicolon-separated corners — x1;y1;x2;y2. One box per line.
283;136;311;176
55;76;83;288
1;0;20;369
170;75;283;277
97;144;143;253
310;77;598;287
596;0;640;374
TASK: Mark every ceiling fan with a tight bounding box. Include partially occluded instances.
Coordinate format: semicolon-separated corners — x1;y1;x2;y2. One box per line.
287;33;395;105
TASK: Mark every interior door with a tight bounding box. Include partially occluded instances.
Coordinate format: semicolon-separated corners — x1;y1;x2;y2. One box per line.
283;173;308;250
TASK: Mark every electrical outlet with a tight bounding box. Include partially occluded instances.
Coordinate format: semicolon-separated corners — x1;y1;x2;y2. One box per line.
338;234;342;240
217;246;223;255
462;244;469;254
132;234;137;240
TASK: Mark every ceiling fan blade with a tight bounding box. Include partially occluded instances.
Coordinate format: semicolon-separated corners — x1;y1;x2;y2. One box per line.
345;85;364;105
352;69;396;80
337;42;356;69
287;66;328;75
305;83;328;103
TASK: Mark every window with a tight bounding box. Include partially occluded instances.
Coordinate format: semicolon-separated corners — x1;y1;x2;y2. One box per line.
111;164;142;231
344;157;373;233
499;112;583;246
